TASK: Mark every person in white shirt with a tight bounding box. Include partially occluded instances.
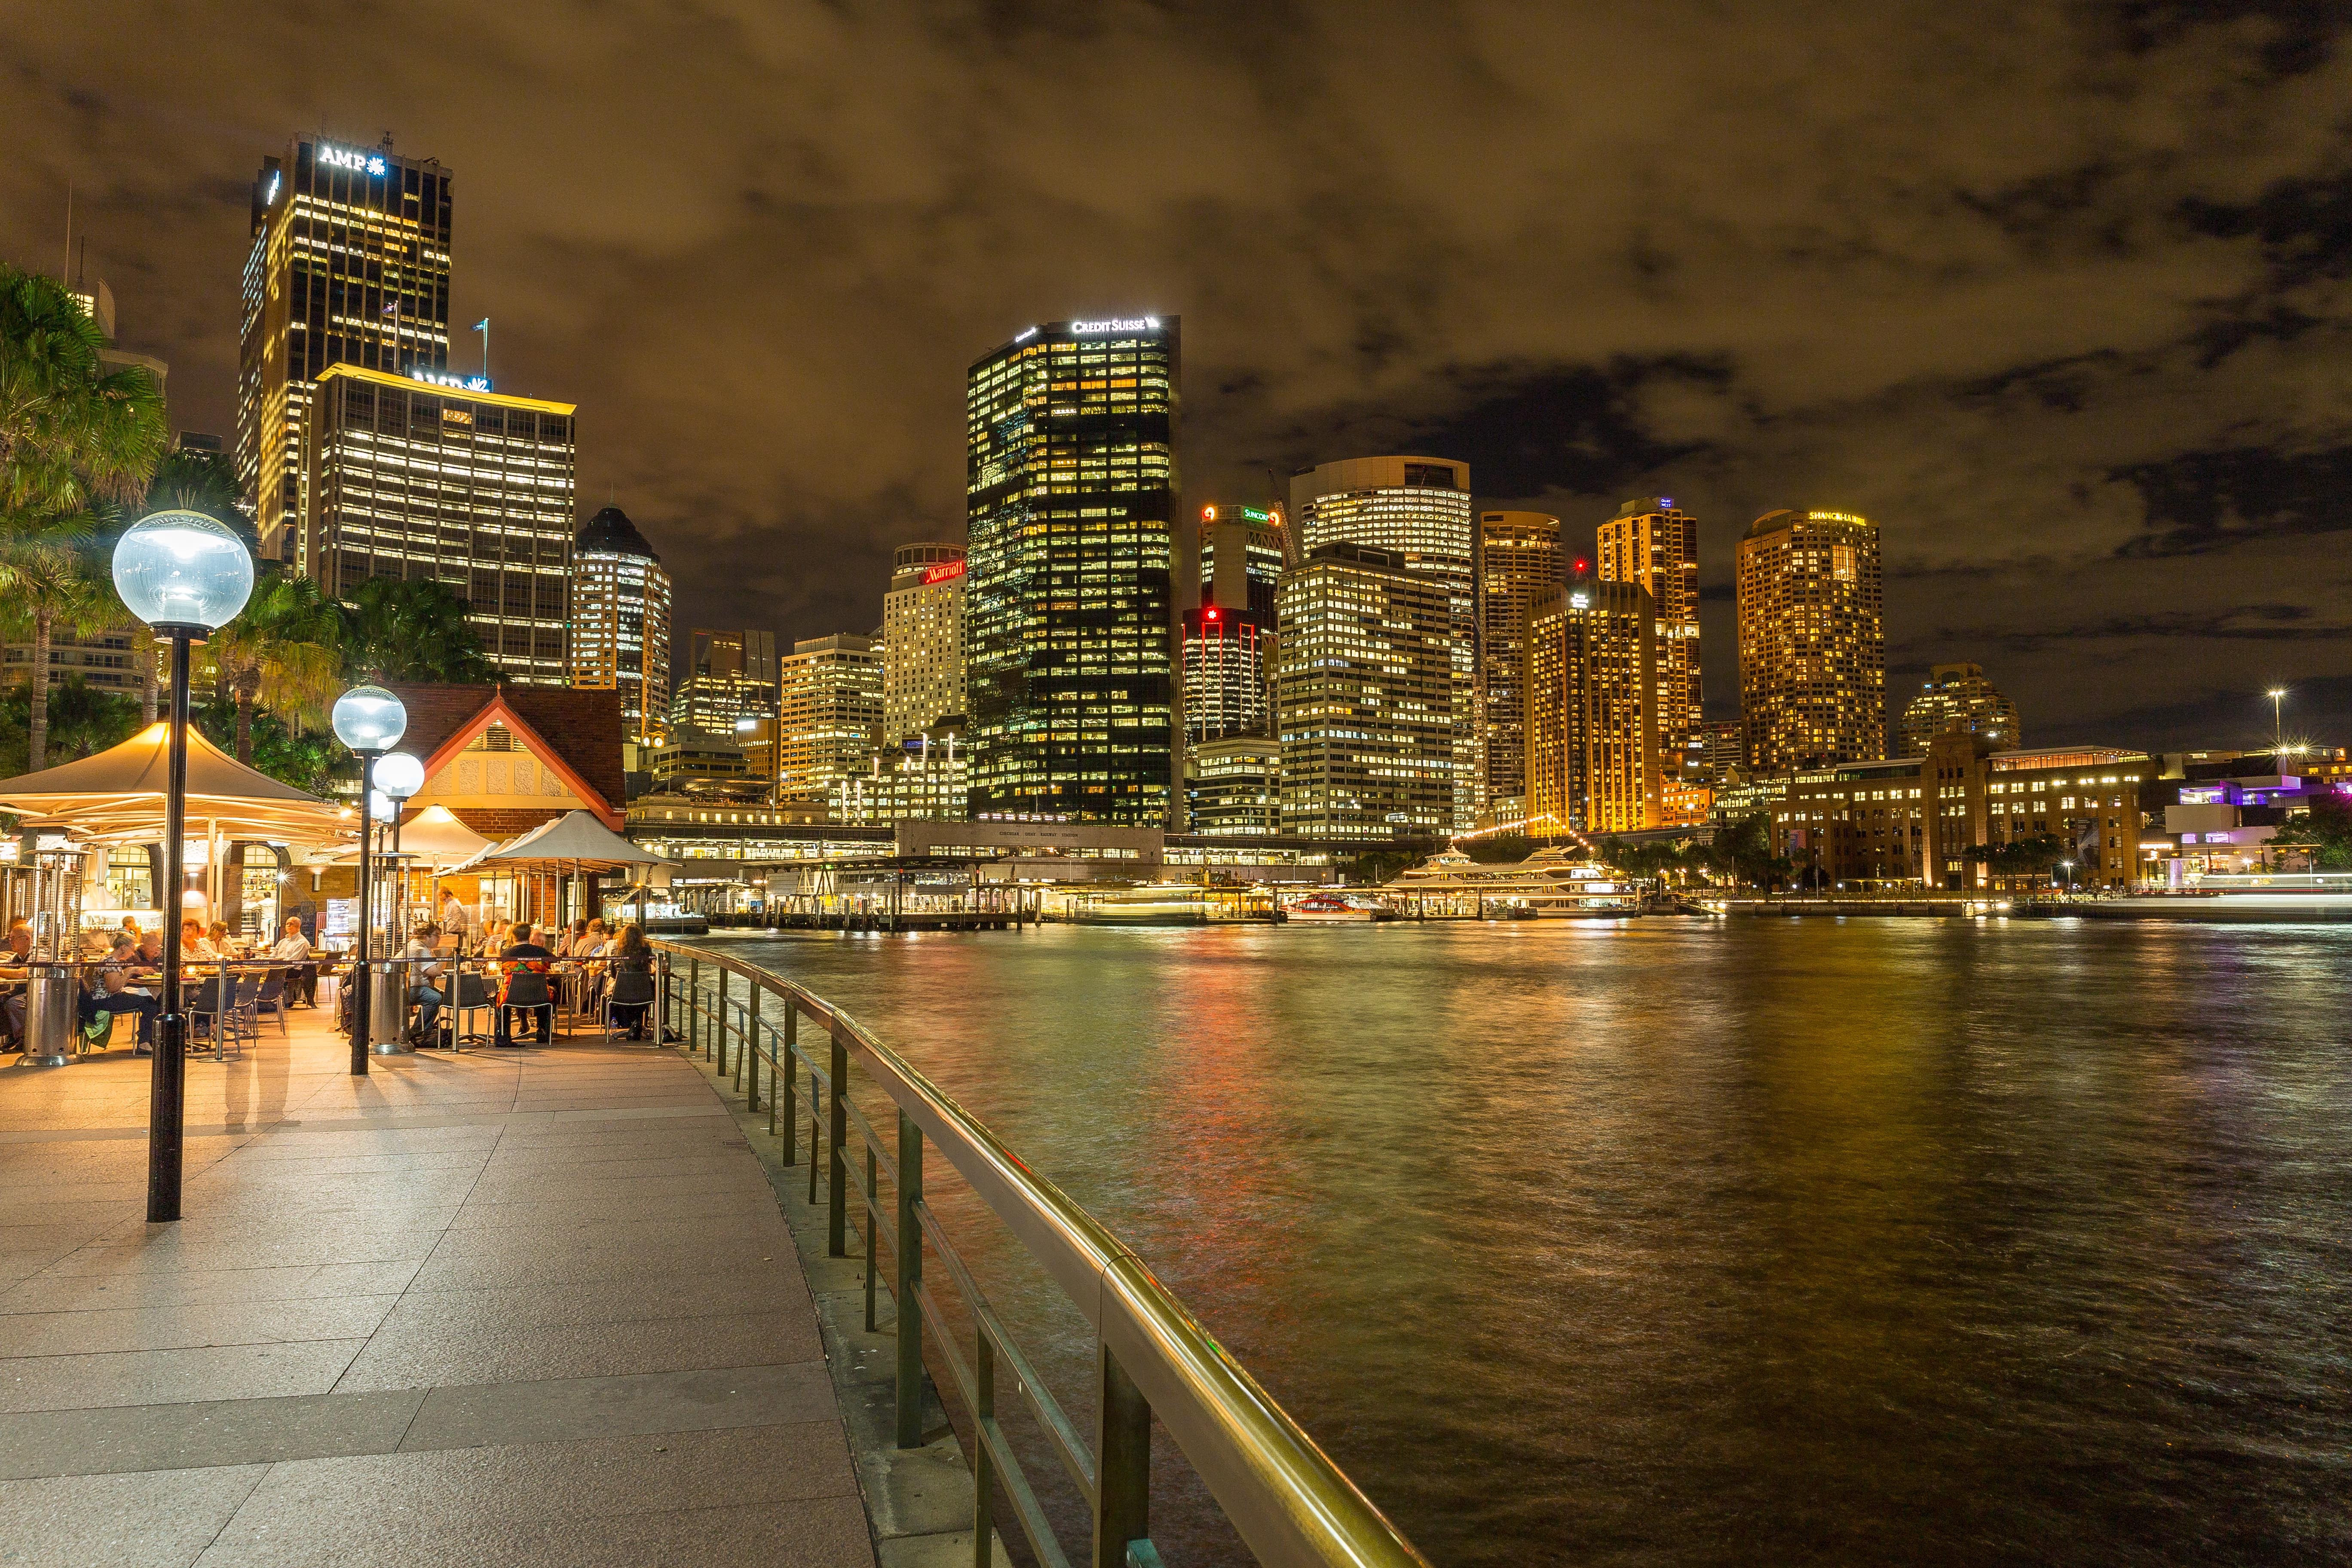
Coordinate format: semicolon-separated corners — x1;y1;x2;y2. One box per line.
403;923;446;1041
439;892;472;946
181;918;220;962
268;916;317;1005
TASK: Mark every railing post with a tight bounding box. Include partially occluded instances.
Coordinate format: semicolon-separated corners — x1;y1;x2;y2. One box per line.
1093;1345;1150;1568
715;968;730;1076
973;1329;995;1568
864;1144;879;1332
827;1028;848;1256
686;956;701;1057
745;1005;761;1113
735;995;750;1096
895;1108;923;1448
778;1004;795;1151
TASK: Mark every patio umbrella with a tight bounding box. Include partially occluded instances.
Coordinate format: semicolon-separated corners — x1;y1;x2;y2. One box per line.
444;809;665;931
0;722;352;844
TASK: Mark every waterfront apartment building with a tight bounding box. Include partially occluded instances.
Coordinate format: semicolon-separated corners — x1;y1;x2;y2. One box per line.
1274;544;1455;839
777;633;883;802
1291;456;1476;830
568;505;671;749
302;364;574;683
1597;496;1701;771
1770;733;2148;891
965;316;1178;824
1476;510;1562;814
1736;508;1885;772
833;731;970;826
1525;576;1660;836
241;135;454;564
881;543;967;746
1185;735;1281;837
1899;662;2021;756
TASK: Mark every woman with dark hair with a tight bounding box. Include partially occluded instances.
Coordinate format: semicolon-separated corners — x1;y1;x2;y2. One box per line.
606;924;656;1041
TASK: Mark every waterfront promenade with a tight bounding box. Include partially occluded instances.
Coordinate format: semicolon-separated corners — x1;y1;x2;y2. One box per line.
0;1009;871;1567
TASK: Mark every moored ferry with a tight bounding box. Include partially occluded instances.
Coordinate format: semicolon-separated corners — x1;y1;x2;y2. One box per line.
1384;847;1643;918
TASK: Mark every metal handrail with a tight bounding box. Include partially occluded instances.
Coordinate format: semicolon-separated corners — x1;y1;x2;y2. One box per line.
652;939;1429;1568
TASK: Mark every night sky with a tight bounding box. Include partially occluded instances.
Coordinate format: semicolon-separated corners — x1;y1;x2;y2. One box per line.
7;2;2348;751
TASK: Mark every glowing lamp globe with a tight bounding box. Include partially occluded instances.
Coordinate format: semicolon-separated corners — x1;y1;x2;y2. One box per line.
368;790;399;823
332;686;407;754
111;510;255;633
376;752;426;800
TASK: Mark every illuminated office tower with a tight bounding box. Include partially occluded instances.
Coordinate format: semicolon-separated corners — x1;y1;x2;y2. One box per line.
1597;496;1701;768
241;134;454;564
1736;509;1885;772
882;543;968;745
1475;510;1562;815
1290;456;1476;829
1180;603;1270;745
1899;662;2021;756
569;505;671;748
777;634;884;802
303;365;573;683
1197;502;1285;621
966;316;1178;823
1525;573;1660;836
1274;544;1455;839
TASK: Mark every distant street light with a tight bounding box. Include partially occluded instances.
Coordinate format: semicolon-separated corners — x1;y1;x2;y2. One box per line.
111;510;255;1225
2269;687;2288;760
332;686;407;1075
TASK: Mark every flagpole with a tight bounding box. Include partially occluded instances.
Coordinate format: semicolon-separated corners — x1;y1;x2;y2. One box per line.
476;318;490;379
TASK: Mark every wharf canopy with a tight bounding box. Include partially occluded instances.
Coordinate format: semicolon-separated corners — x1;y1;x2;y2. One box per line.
382;683;626;838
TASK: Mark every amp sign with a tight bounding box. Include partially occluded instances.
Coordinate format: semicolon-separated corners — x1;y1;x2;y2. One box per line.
318;144;388;177
410;368;492;393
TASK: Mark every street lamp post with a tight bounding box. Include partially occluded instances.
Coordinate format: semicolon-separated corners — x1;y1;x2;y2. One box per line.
2266;686;2288;762
331;687;407;1076
376;753;425;941
111;510;255;1225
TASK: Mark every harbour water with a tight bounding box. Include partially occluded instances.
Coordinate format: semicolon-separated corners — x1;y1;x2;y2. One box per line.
689;919;2351;1565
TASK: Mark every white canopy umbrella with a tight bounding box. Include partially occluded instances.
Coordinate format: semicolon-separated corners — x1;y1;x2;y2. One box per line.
445;809;666;934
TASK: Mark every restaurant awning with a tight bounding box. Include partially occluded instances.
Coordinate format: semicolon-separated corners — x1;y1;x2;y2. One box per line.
323;804;494;870
0;723;355;845
447;808;666;876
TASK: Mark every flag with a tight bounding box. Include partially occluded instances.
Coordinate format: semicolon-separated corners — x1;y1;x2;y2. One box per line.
382;300;398;316
474;318;489;331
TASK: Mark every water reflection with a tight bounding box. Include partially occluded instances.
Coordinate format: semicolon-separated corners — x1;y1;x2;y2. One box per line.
695;919;2352;1566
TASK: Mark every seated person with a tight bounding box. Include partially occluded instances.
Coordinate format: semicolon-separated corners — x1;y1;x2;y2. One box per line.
495;922;557;1047
268;916;318;1004
0;922;34;1049
181;918;220;962
604;924;657;1040
403;923;446;1041
82;935;160;1054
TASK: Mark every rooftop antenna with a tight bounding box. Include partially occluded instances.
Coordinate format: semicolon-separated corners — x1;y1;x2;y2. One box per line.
474;318;490;379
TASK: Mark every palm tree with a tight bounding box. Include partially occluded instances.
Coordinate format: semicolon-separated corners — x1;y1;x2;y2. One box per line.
0;264;167;767
0;538;119;769
203;570;342;763
337;576;497;683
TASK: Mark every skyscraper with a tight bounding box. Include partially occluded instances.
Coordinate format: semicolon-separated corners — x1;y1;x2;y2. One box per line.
1736;509;1886;772
1275;544;1455;839
569;505;671;750
965;316;1177;823
1290;456;1476;829
882;543;967;745
1180;604;1270;745
241;135;453;564
303;364;573;683
1197;502;1285;622
1900;662;2021;756
1596;496;1701;770
1475;510;1562;814
776;634;884;805
1525;573;1660;836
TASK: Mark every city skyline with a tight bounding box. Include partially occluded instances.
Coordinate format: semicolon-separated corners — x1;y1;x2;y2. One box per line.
4;7;2349;753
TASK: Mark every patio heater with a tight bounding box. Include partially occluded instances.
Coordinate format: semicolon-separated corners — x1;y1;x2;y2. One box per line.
331;687;407;1076
375;753;425;952
111;510;254;1225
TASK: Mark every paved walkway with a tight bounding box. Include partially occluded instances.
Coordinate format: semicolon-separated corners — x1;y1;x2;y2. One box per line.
0;1003;873;1568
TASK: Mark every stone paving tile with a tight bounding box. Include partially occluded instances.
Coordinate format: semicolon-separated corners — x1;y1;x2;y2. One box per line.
0;1292;400;1356
0;1463;269;1568
375;1265;794;1335
0;1388;428;1480
334;1309;817;1392
398;1363;839;1450
0;1260;422;1315
0;1337;368;1413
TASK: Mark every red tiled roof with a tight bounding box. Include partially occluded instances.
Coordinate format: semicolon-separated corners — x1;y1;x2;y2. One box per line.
383;684;626;816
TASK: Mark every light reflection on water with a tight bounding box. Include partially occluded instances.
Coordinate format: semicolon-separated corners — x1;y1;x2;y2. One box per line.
691;919;2352;1565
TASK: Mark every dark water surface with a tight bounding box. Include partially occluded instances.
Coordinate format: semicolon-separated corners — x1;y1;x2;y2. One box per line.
689;919;2350;1566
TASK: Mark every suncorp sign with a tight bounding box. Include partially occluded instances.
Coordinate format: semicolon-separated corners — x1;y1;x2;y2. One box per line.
1071;316;1162;335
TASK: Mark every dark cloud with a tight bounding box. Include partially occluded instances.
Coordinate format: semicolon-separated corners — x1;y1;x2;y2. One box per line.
2;0;2349;752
